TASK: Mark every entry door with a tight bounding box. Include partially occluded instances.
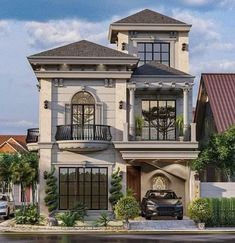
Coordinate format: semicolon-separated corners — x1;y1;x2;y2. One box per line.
127;166;141;202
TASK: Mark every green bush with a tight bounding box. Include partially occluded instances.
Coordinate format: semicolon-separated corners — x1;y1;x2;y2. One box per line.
72;202;87;222
115;196;140;224
57;211;78;227
15;204;43;225
95;212;111;227
109;168;123;209
188;198;212;223
205;198;235;227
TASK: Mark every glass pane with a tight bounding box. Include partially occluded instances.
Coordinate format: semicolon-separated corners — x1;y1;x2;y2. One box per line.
146;43;152;52
92;182;99;195
68;196;77;209
153;52;161;61
146;52;152;61
85;182;91;195
142;127;149;140
68;168;76;181
78;168;84;181
60;196;67;210
84;196;91;208
100;168;107;181
162;53;169;61
60;182;67;195
138;52;145;61
100;182;107;195
92;168;99;181
69;182;77;195
137;43;144;52
78;182;84;196
60;168;67;182
162;43;169;52
92;196;99;209
150;127;158;140
72;91;95;104
85;169;91;181
100;196;107;210
162;61;169;66
154;43;160;51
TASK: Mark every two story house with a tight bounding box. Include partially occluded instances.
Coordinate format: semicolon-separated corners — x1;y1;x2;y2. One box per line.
26;9;199;215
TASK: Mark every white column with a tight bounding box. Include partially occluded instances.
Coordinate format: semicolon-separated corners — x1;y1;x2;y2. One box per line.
183;87;190;139
128;84;136;138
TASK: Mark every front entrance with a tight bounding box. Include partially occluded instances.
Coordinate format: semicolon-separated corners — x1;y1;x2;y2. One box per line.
127;166;141;202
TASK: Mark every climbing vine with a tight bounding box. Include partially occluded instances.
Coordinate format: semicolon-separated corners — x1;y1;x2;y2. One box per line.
44;166;58;213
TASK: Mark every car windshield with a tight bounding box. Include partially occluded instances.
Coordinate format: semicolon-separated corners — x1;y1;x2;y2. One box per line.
0;195;7;201
148;191;177;199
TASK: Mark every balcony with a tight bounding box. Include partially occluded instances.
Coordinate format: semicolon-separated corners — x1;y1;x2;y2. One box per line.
26;128;39;151
55;124;112;152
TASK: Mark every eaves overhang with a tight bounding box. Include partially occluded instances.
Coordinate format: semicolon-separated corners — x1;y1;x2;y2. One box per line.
109;23;192;43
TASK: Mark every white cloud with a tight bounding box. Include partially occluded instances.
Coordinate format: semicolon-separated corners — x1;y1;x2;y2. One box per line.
0;119;37;128
0;20;9;36
25;18;114;49
182;0;212;6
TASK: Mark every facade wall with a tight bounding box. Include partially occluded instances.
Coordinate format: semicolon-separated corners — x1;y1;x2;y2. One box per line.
116;31;189;73
201;182;235;198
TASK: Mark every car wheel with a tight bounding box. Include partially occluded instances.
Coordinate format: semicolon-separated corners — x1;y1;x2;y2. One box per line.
145;216;151;220
177;216;183;220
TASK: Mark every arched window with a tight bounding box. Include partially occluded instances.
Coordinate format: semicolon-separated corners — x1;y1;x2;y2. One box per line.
71;91;95;125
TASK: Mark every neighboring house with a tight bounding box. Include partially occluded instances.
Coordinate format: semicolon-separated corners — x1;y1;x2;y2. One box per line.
0;135;32;205
194;73;235;183
26;9;199;215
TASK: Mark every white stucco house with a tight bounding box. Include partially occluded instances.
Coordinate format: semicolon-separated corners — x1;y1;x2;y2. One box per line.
26;9;199;215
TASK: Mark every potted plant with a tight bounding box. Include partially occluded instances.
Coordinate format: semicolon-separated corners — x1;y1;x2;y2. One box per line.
135;115;144;141
188;198;212;230
176;114;184;141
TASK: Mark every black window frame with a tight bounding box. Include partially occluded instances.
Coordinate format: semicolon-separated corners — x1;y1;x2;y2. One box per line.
141;99;176;141
59;167;108;210
137;42;170;66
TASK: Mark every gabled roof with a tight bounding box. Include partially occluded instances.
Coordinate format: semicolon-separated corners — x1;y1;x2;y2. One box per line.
133;61;191;76
0;135;27;153
29;40;134;58
114;9;187;25
194;73;235;133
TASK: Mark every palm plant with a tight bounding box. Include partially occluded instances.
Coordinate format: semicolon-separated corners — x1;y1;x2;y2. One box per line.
135;115;144;137
176;114;184;137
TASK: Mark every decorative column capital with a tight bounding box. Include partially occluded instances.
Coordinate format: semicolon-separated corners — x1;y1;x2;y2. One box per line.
128;83;136;91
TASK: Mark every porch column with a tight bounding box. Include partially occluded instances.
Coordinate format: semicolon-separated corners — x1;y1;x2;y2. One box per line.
183;87;190;139
128;84;136;138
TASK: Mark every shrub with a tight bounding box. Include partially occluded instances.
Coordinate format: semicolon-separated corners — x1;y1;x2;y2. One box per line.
109;168;123;209
206;198;235;227
115;196;140;224
57;211;78;227
15;204;43;225
44;166;58;213
188;198;212;223
95;212;111;227
72;202;87;222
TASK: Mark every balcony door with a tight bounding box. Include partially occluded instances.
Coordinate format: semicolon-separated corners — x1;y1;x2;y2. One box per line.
71;91;95;139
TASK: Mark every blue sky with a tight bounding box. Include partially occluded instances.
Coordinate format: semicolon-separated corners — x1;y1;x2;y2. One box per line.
0;0;235;134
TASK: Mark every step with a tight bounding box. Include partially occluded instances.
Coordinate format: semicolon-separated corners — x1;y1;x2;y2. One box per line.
129;219;197;230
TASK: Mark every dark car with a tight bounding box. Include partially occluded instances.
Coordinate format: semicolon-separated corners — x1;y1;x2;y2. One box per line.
141;190;183;220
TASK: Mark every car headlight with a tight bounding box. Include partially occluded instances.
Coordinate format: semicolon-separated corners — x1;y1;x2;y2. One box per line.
147;201;155;207
0;205;7;209
176;201;183;206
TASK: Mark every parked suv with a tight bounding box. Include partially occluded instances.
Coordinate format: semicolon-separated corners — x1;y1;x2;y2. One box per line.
0;194;15;219
141;190;183;220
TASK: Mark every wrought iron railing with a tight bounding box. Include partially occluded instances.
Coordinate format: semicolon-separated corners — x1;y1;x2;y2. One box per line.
55;124;112;141
26;128;39;143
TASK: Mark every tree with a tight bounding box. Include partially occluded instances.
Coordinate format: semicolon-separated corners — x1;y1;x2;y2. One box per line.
109;167;123;209
44;166;58;213
192;126;235;181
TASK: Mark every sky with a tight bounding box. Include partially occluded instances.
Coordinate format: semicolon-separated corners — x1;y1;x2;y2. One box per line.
0;0;235;134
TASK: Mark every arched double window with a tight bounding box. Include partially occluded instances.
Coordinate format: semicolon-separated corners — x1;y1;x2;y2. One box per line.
71;91;95;126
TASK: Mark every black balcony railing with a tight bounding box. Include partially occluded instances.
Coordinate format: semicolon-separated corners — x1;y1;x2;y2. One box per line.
26;128;39;143
55;124;112;141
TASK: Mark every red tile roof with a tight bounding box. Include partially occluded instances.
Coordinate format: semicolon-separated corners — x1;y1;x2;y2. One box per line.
0;135;27;152
201;73;235;133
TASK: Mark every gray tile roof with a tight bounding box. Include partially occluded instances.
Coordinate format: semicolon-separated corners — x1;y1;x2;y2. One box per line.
114;9;187;25
30;40;134;58
133;61;191;76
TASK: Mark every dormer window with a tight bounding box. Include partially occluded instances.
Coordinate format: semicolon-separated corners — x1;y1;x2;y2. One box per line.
137;42;170;66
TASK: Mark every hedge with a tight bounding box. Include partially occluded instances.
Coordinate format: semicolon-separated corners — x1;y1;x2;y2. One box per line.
205;198;235;227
